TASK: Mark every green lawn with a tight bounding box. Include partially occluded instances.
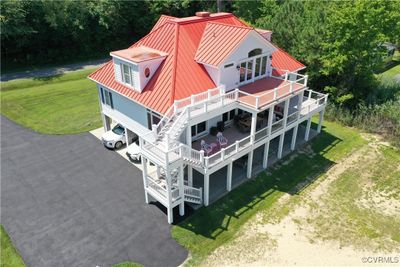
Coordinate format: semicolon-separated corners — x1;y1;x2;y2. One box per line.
379;64;400;80
0;69;102;134
113;262;144;267
0;225;25;267
172;120;367;266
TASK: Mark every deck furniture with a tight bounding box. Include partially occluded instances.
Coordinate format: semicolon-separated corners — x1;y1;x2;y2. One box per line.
216;132;228;148
201;140;213;156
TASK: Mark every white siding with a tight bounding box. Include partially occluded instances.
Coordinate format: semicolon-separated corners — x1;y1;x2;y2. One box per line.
220;32;276;91
204;65;219;85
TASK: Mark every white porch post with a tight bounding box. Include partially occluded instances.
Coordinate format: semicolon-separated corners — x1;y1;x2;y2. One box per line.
188;166;193;187
102;113;111;131
278;133;285;159
179;164;185;216
166;168;173;224
291;125;299;151
227;162;233;191
283;98;290;128
262;141;270;168
250;111;257;143
156;166;161;179
305;118;312;141
317;110;325;133
297;91;305;119
141;156;149;204
125;128;130;148
247;151;253;178
267;105;275;136
204;173;210;206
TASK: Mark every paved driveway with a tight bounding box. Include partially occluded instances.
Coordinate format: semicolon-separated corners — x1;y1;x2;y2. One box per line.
0;117;187;267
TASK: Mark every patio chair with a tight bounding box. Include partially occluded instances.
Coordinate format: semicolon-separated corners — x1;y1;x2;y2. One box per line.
201;140;213;156
216;132;228;148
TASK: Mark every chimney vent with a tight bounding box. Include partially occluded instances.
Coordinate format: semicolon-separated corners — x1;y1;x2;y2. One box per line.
196;11;211;17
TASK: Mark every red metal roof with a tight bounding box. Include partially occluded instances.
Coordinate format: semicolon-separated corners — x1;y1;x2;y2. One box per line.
271;47;305;76
89;13;305;114
195;22;252;66
150;15;176;32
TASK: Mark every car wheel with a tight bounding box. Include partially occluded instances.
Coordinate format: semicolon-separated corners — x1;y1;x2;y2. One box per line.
115;141;123;149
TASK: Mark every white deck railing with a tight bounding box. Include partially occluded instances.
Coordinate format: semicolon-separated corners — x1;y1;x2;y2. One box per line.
140;66;327;169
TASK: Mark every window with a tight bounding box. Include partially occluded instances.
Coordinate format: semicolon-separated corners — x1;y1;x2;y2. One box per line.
100;87;105;103
248;48;262;58
144;67;150;78
191;121;207;137
147;109;162;129
121;63;135;87
223;110;236;123
261;56;267;76
103;90;113;109
224;63;234;68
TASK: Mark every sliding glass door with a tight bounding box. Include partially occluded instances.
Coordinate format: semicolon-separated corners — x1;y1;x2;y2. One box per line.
239;53;269;85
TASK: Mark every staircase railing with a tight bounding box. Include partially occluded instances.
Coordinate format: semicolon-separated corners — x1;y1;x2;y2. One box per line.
184;185;202;200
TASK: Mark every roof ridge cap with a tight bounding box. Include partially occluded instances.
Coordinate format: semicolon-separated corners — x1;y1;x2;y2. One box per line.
205;21;253;30
172;13;234;25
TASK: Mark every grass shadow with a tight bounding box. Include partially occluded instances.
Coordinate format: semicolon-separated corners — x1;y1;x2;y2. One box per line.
33;73;63;81
175;125;341;240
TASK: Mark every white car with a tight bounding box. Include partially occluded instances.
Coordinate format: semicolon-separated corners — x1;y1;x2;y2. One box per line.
126;141;141;162
102;124;126;149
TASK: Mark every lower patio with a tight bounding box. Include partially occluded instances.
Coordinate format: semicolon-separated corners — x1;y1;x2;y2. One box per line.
189;123;319;204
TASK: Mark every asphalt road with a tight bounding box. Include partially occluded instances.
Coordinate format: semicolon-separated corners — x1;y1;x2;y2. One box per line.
1;58;109;81
0;116;187;267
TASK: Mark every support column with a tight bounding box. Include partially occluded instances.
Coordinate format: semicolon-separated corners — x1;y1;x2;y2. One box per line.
179;164;185;216
247;151;253;178
278;133;285;159
188;166;193;187
156;166;161;179
141;156;149;204
263;141;270;168
291;125;299;150
125;128;130;148
227;162;232;191
186;126;192;147
102;113;111;131
317;110;325;133
283;98;290;128
166;168;173;224
250;111;257;143
305;118;312;141
204;173;210;206
267;105;275;136
297;91;305;118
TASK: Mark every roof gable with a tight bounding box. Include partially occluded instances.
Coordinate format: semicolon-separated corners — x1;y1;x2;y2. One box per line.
195;22;252;67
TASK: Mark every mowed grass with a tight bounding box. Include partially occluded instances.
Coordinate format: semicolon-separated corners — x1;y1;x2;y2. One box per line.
172;120;367;266
0;69;102;134
0;225;25;267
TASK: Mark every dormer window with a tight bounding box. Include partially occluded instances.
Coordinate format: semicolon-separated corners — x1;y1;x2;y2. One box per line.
122;64;134;86
110;46;167;93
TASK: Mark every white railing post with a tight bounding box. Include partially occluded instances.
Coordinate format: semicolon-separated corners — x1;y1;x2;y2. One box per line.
290;81;294;93
191;95;195;105
255;96;260;109
284;71;288;80
200;150;204;165
304;75;308;86
308;90;312;100
235;88;239;101
235;140;239;152
221;148;225;161
274;88;278;100
174;100;178;113
152;124;157;139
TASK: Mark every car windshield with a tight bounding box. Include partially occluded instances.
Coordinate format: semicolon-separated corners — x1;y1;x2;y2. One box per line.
112;125;125;135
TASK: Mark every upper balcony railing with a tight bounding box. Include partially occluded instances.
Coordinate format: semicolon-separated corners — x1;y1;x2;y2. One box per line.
141;89;328;170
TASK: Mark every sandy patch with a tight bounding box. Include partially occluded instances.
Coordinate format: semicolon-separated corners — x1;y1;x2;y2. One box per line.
202;134;399;267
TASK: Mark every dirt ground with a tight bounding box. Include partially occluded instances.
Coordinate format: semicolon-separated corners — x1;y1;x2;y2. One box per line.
202;134;400;267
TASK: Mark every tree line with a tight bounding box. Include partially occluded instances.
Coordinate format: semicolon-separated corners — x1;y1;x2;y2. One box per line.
2;0;399;108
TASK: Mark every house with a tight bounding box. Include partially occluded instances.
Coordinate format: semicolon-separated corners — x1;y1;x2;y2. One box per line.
88;12;328;224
